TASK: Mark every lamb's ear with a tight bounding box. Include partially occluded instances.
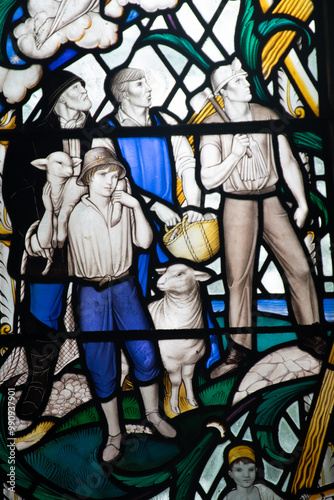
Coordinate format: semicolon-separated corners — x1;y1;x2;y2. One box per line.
31;159;48;171
155;267;167;275
193;270;212;282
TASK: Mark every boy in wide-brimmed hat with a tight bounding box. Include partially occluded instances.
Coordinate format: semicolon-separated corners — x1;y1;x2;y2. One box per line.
68;147;177;462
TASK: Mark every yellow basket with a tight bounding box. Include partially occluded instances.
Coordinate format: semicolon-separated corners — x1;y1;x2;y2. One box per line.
163;216;220;263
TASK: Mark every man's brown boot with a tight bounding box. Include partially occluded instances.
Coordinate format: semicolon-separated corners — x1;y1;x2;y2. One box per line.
210;347;247;379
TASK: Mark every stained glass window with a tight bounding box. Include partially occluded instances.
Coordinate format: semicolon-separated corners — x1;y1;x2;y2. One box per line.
0;1;333;499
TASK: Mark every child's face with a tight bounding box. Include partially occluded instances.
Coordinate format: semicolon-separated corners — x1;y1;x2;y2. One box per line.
229;460;256;488
89;167;120;198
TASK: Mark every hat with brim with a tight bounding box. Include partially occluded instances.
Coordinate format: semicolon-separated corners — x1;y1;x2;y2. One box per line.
211;58;247;95
77;147;126;186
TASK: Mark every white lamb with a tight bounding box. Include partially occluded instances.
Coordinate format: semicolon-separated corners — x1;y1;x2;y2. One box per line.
31;151;86;251
148;263;211;415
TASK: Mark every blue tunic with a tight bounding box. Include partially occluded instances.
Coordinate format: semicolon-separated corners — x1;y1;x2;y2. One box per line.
107;113;173;295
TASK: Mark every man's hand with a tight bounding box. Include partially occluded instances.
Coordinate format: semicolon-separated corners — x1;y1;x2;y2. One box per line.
294;205;308;228
111;190;139;209
183;210;204;223
42;182;53;213
152;201;181;227
231;134;250;157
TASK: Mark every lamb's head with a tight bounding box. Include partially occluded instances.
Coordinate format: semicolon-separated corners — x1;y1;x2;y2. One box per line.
156;264;211;295
31;151;80;179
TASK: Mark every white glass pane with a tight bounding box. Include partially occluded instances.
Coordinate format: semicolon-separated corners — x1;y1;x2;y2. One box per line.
149;488;170;500
263;459;283;485
242;427;253;441
308;48;318;80
314;157;325;175
309;20;316;33
201;37;225;63
278;417;299;453
267;81;274;95
96;101;114;122
168;88;188;120
261;262;285;293
151;15;168;30
282;473;291;492
205;193;221;210
192;0;221;23
316;180;327;197
258;246;268;270
176;3;205;43
213;0;241;55
207;280;225;295
22;88;42;123
101;25;141;69
231;413;249;436
199;442;229;493
321;234;333;276
183;64;206;92
286;401;300;428
325;282;334;292
158;45;188;74
212;477;227;500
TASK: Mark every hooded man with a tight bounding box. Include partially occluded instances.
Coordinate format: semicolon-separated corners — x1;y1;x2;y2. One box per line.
3;69;94;419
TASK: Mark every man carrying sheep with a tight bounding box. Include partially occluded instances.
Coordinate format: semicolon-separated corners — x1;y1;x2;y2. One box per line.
3;69;95;419
200;58;326;378
67;147;176;462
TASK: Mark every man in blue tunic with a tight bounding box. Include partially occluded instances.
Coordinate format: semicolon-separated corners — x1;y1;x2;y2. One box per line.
96;67;204;296
93;67;220;367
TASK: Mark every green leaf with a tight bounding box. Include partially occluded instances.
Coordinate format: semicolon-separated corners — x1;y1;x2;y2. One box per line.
255;379;318;463
292;132;322;152
112;469;171;487
255;379;317;427
309;191;329;226
175;432;217;500
0;0;19;63
258;17;312;47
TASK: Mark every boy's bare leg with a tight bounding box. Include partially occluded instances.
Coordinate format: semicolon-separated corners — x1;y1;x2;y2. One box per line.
140;383;177;438
101;398;122;461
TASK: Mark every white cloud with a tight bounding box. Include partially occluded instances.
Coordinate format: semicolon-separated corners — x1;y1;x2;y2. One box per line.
0;65;43;103
15;0;178;60
71;13;118;49
117;0;178;12
2;0;177;105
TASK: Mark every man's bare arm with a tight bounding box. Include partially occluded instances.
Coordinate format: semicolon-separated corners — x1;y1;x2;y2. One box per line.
112;191;153;249
278;134;308;229
200;134;249;190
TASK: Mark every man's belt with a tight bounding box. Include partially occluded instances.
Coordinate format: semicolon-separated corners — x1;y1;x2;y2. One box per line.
224;185;276;199
77;272;134;289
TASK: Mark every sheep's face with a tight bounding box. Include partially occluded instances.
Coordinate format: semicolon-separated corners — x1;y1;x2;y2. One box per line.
156;264;211;295
48;152;73;178
31;151;74;179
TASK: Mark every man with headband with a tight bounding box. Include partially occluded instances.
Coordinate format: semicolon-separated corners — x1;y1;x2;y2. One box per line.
222;444;282;499
200;57;326;378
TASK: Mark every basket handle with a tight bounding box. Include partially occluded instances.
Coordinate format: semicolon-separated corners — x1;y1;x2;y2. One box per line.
164;214;188;234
